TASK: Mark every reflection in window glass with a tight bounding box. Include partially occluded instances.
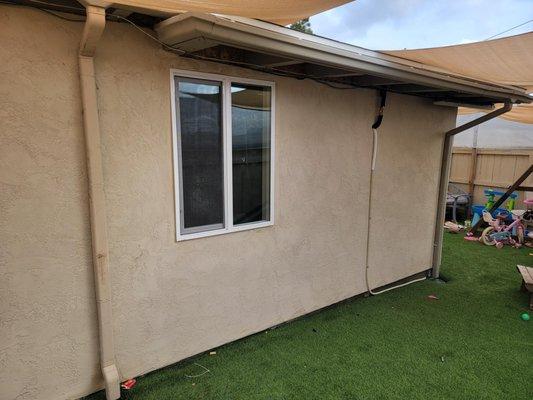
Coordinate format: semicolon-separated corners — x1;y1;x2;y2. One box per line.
177;78;224;232
231;84;271;225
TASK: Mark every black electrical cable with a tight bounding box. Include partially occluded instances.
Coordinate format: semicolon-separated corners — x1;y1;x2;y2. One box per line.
371;90;387;129
0;0;85;21
37;7;84;21
485;19;533;41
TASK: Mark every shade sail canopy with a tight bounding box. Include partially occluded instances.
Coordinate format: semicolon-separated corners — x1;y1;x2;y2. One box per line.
457;103;533;124
386;33;533;124
87;0;351;25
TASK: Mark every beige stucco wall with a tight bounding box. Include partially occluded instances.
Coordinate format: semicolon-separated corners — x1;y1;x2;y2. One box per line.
368;95;455;286
0;8;101;400
0;7;455;400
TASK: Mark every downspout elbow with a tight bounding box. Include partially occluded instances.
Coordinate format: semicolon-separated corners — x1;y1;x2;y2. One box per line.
444;101;512;139
80;6;106;58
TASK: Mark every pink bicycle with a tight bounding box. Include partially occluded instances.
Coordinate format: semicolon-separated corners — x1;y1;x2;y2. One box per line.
480;199;533;248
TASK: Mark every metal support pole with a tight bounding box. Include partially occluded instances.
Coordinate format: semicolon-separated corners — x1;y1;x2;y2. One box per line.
431;102;512;278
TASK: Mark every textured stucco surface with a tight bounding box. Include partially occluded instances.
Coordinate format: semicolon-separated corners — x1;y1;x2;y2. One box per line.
368;94;456;287
0;8;100;400
0;7;455;400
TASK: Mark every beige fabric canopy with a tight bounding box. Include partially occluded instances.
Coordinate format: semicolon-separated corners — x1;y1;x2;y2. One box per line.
457;103;533;124
90;0;351;25
387;32;533;124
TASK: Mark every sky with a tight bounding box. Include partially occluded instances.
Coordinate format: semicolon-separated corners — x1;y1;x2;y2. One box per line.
310;0;533;50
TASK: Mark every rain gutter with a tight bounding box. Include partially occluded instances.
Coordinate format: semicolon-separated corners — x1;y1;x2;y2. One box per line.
79;5;120;399
156;13;532;105
431;102;513;278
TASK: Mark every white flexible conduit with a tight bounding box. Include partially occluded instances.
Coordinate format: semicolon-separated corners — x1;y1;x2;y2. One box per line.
364;92;426;295
371;128;378;171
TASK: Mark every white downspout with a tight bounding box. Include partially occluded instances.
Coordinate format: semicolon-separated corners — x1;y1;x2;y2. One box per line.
79;6;120;400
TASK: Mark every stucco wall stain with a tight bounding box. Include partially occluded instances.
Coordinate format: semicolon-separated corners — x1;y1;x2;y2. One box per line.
1;7;455;400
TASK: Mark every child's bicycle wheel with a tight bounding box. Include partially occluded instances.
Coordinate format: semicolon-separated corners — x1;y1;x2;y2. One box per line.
481;226;496;246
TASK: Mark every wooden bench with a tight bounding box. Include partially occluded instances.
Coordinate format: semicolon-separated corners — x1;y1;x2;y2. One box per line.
517;265;533;310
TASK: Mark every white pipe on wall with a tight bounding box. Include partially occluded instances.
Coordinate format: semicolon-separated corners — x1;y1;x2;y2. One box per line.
364;126;427;295
79;6;121;400
363;91;428;295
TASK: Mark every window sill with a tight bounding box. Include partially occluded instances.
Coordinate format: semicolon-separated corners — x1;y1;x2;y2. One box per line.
176;220;273;242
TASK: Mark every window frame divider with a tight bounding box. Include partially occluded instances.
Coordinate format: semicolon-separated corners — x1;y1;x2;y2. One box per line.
223;78;233;233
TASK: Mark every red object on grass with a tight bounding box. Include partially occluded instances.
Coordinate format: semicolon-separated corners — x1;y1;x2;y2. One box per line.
463;236;479;241
121;379;136;390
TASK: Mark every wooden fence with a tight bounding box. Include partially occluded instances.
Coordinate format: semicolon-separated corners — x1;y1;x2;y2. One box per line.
449;147;533;206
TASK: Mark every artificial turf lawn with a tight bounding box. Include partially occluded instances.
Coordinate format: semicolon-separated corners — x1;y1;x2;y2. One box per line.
85;234;532;400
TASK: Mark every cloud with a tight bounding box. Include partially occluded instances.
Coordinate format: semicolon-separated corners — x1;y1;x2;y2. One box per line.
458;38;476;45
310;0;533;50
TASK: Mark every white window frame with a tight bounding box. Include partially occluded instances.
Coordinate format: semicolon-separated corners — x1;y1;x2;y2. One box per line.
170;69;275;242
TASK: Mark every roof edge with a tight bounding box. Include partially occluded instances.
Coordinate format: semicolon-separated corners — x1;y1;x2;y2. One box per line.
156;13;531;104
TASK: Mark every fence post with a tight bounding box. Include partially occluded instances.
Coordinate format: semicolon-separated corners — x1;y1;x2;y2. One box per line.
524;151;533;200
467;147;478;217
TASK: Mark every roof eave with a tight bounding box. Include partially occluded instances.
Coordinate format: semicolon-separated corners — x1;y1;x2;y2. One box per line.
156;13;532;105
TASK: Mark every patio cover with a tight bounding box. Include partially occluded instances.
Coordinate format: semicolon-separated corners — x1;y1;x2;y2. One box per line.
86;0;351;25
386;32;533;124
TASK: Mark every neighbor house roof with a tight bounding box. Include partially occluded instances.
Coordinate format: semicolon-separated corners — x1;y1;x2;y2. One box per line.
155;13;532;107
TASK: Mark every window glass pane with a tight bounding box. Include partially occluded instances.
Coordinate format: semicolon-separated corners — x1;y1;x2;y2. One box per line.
177;78;224;232
231;84;271;225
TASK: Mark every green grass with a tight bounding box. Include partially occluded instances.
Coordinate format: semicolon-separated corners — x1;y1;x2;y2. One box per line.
86;235;532;400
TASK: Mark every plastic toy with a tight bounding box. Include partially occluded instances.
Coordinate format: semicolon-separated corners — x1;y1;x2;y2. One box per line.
121;379;136;390
484;189;517;211
521;313;530;321
484;189;496;210
507;196;516;212
444;221;463;233
480;199;533;248
471;190;518;228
